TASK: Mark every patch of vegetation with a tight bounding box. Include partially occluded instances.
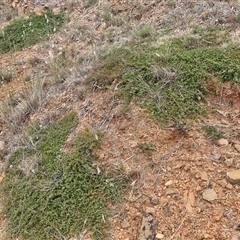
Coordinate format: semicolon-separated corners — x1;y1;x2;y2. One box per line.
0;78;44;130
0;10;66;53
2;112;126;240
0;70;13;85
136;25;152;38
102;6;112;24
201;125;224;140
192;26;229;46
86;30;240;123
137;142;156;153
50;50;70;83
85;0;98;7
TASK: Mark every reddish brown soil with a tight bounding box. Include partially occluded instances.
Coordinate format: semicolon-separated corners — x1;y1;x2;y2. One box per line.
0;1;240;240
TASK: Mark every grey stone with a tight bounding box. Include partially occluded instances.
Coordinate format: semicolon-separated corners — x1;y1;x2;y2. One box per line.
139;213;157;240
150;197;159;205
165;188;178;196
203;189;217;202
225;158;234;167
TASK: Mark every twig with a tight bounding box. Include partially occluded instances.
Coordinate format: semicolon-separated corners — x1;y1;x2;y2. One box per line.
78;0;102;22
170;214;187;239
98;84;119;128
79;218;88;240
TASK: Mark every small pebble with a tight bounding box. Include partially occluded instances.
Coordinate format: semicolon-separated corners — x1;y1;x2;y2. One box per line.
156;233;164;239
218;138;228;146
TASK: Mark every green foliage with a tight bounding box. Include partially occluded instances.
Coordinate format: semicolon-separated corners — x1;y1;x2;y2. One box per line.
136;25;152;38
85;0;98;7
102;6;111;23
192;26;229;46
201;125;224;140
3;112;126;240
137;142;156;153
0;10;66;53
86;30;240;123
86;44;134;86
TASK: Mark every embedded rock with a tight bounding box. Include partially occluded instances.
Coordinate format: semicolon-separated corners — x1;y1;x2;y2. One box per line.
227;170;240;184
139;213;157;240
203;189;217;202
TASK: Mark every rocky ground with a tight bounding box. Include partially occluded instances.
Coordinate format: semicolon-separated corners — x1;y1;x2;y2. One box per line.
0;1;240;240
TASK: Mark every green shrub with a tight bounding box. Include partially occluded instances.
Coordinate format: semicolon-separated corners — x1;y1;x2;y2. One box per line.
201;125;224;140
136;25;152;38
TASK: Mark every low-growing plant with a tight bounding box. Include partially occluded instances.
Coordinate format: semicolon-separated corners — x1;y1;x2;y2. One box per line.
201;125;224;140
85;0;98;7
137;142;156;153
86;31;240;124
0;70;13;85
0;10;66;53
2;112;127;240
103;6;112;24
136;25;152;38
50;50;70;83
0;78;44;130
191;26;229;47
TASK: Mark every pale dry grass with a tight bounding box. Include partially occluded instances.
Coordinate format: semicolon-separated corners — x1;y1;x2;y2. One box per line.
0;78;45;130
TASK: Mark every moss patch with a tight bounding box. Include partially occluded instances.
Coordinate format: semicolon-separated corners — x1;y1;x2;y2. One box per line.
0;10;66;53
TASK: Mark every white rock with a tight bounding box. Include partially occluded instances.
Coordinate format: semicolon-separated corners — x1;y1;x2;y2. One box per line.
145;207;155;215
203;189;217;202
226;183;233;190
156;233;165;239
213;152;221;160
165;180;173;186
218;138;228;146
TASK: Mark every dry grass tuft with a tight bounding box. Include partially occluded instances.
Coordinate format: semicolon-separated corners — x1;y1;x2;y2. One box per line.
0;79;45;130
